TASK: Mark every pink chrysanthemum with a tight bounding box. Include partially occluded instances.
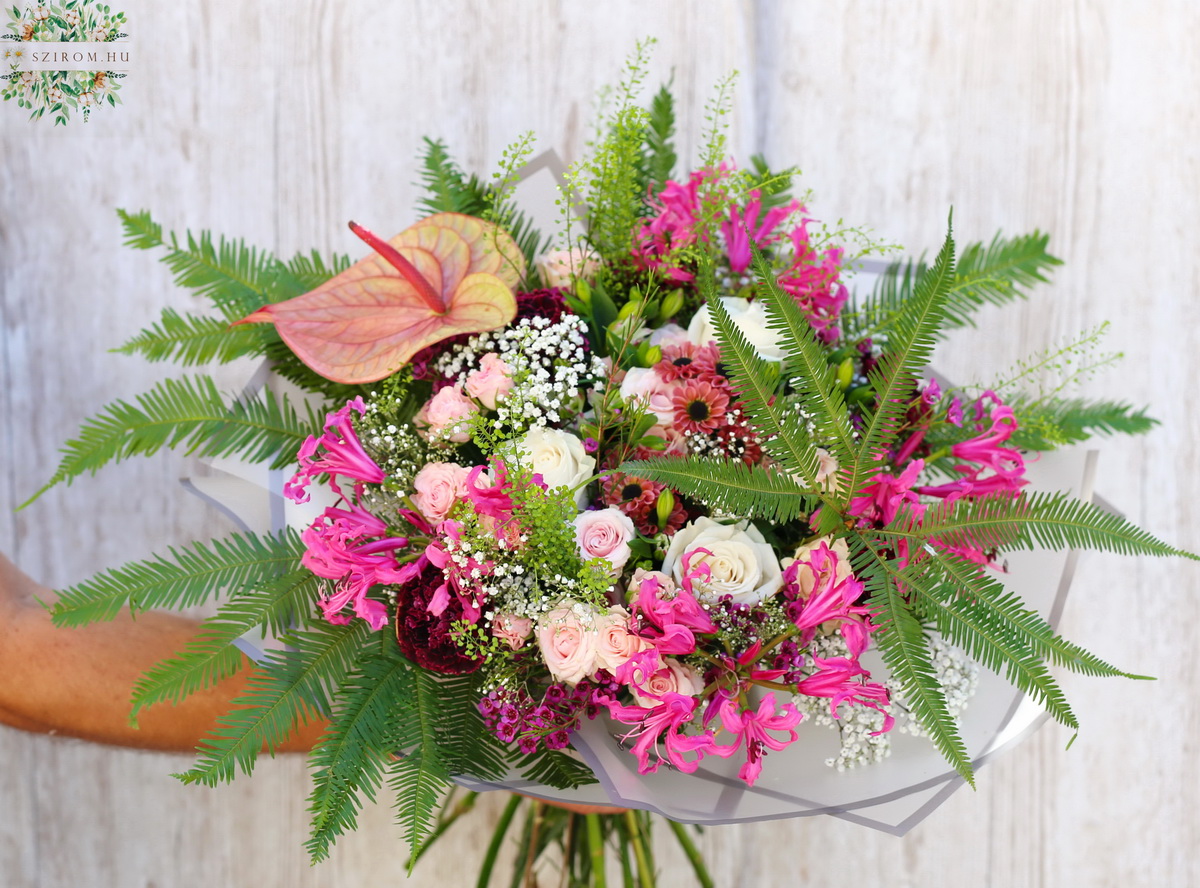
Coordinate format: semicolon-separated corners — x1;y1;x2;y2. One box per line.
654;341;721;383
672;380;730;434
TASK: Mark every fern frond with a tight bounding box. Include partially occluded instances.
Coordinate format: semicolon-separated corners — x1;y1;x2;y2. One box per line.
307;652;413;863
616;454;814;524
112;307;269;365
848;223;955;496
705;281;822;486
855;541;974;784
1007;395;1159;450
945;231;1062;329
49;529;303;627
392;666;453;868
880;491;1196;560
25;375;320;504
128;565;318;720
926;551;1138;679
906;555;1078;729
642;83;677;196
520;746;601;789
752;247;857;466
429;673;512;782
178;620;371;787
270;248;350;301
117;209;276;319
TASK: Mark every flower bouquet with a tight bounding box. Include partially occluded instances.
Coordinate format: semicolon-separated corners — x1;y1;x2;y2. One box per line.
28;43;1193;884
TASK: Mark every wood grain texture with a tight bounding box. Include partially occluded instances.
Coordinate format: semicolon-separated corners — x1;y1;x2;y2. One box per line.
3;1;1198;885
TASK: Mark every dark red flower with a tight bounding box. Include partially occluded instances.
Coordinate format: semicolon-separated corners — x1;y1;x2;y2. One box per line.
395;561;483;675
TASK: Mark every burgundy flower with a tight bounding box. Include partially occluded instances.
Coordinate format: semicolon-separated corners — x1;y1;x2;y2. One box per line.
395;561;483;675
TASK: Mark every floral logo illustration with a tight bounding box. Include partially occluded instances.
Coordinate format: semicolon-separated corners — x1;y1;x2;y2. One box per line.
2;1;128;125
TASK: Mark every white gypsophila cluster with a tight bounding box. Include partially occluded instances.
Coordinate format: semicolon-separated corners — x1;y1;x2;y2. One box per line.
889;636;981;738
447;530;583;625
434;314;605;435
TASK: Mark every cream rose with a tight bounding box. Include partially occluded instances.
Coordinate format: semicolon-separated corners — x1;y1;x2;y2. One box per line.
464;352;514;410
573;507;636;572
630;657;705;706
687;297;785;362
662;516;783;605
592;606;647;672
411;462;470;524
491;613;534;651
515;427;595;508
536;602;600;685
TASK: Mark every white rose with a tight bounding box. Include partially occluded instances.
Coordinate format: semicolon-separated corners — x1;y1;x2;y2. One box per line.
662;516;783;606
515;426;595;508
687;297;786;362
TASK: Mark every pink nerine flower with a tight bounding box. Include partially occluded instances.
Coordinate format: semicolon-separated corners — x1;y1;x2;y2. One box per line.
573;507;637;572
414;384;476;443
285;398;385;504
412;462;471;524
715;695;803;785
606;692;725;774
847;459;927;526
464;352;515;410
630;560;718;655
918;403;1027;499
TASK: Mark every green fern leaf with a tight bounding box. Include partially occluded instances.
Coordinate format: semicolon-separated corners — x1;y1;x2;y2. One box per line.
642;83;677;195
751;246;857;466
1007;396;1159;449
24;375;320;505
519;746;600;790
178;620;371;787
849;222;955;497
307;652;413;863
855;541;975;785
945;231;1062;329
616;454;815;524
112;307;269;365
392;666;453;868
129;565;318;720
49;529;304;627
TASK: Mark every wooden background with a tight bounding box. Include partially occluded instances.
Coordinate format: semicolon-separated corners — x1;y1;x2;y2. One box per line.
3;2;1198;885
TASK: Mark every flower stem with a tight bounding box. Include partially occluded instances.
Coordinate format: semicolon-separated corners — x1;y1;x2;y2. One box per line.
623;811;655;888
475;793;522;888
666;820;714;888
586;814;608;888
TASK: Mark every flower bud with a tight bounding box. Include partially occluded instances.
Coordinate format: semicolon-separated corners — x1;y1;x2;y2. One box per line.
655;488;676;528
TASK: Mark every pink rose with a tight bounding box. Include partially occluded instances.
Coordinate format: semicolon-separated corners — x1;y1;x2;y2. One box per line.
415;384;476;443
573;507;636;572
592;605;648;672
618;367;677;425
464;352;515;410
629;569;677;598
491;613;534;650
538;247;600;288
536;602;599;685
412;462;470;524
629;656;705;706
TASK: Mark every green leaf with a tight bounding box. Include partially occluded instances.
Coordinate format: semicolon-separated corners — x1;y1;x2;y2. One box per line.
849;220;955;497
642;82;677;195
519;746;600;790
1007;395;1158;449
307;651;414;862
178;620;372;787
129;565;319;721
392;667;454;868
112;306;269;365
49;529;304;627
616;454;814;524
855;540;975;785
23;375;320;505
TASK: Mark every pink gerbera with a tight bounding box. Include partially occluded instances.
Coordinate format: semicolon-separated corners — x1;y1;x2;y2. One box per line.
672;380;730;434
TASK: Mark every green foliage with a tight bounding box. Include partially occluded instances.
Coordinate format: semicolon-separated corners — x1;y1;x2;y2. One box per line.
849;230;1061;340
113;307;269;365
413;137;549;284
617;454;816;525
49;529;304;627
1006;396;1158;449
640;82;678;196
24;375;321;505
129;565;320;721
178;620;372;787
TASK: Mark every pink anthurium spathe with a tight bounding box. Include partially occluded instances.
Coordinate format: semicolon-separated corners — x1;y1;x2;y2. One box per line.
237;212;524;384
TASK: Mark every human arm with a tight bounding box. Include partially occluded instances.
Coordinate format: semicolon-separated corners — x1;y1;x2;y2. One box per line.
0;551;327;752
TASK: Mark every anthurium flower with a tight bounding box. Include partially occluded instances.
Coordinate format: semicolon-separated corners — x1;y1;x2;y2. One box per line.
238;213;524;384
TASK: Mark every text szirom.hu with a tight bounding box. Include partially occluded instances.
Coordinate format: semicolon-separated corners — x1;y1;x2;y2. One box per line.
7;42;132;71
